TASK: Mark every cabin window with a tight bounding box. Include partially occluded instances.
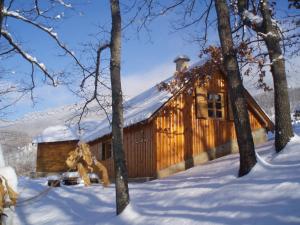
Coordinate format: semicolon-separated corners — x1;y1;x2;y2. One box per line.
207;93;224;119
136;130;146;143
99;141;112;160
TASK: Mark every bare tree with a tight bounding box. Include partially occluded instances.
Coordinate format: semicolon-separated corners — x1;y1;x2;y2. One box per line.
236;0;294;152
214;0;256;176
110;0;130;215
0;0;84;114
73;0;130;215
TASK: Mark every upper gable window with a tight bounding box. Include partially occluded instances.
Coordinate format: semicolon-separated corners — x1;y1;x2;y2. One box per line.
195;87;225;120
207;93;224;119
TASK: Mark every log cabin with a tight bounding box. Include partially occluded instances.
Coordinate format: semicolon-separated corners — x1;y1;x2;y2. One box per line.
35;56;274;179
35;125;79;174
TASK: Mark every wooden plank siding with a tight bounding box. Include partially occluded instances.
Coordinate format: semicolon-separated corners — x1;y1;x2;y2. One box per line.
153;71;266;172
88;122;155;178
36;140;78;172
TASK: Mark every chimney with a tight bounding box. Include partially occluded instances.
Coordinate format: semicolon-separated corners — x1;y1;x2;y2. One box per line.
174;55;190;72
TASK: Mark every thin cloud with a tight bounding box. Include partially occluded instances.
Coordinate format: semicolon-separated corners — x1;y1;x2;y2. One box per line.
122;62;175;100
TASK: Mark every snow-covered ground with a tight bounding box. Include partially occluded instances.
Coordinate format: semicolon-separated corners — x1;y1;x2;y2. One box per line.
12;127;300;225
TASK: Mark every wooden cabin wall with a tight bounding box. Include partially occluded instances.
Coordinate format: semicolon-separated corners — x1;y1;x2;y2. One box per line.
36;140;78;172
154;72;265;172
89;122;155;178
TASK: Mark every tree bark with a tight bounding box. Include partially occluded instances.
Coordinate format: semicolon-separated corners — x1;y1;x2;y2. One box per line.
237;0;294;152
260;0;294;152
215;0;256;176
0;0;4;39
109;0;130;215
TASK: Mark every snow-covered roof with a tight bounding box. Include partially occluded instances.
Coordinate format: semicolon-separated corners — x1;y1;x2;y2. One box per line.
83;58;210;142
35;57;210;144
34;125;79;143
33;119;105;143
83;80;173;142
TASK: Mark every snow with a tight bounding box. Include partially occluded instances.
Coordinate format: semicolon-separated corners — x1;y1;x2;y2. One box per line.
32;56;209;143
0;167;18;192
33;119;105;143
62;172;80;179
56;0;72;8
0;145;18;192
0;145;6;167
12;125;300;225
243;10;263;27
82;79;173;142
2;8;22;18
33;125;79;143
89;173;99;179
83;57;209;142
3;8;59;40
47;175;61;181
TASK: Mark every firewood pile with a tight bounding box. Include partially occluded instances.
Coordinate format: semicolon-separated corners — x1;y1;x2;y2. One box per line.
65;142;110;187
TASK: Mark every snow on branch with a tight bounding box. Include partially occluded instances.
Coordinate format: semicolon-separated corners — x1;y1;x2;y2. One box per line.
56;0;72;8
242;10;263;28
257;31;279;39
1;30;56;86
2;8;88;75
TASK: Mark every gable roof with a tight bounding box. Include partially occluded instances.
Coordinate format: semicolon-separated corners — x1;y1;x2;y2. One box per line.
82;80;173;142
35;57;273;144
82;58;211;142
33;120;103;143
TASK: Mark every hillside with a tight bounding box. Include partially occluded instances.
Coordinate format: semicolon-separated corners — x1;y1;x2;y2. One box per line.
0;102;105;174
12;124;300;225
253;87;300;118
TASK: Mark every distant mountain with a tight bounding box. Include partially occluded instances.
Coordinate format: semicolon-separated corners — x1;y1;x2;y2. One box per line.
0;102;105;137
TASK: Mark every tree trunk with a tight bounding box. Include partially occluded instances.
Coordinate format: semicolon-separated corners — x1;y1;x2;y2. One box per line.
215;0;256;176
237;0;294;152
0;0;4;38
109;0;130;215
260;0;294;152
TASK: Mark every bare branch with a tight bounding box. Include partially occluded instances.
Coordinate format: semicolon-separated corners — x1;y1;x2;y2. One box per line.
0;47;15;56
3;8;89;75
1;29;56;85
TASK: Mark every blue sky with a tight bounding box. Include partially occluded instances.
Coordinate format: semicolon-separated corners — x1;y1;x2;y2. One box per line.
1;0;299;120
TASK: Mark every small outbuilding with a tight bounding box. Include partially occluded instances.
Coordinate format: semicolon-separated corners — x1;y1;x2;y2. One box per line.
35;125;79;175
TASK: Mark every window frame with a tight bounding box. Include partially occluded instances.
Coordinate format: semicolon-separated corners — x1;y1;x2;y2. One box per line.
99;140;112;160
206;92;225;120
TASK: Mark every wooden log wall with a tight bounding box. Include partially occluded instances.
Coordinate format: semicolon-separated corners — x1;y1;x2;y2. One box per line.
154;72;265;171
89;122;155;178
36;140;78;172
